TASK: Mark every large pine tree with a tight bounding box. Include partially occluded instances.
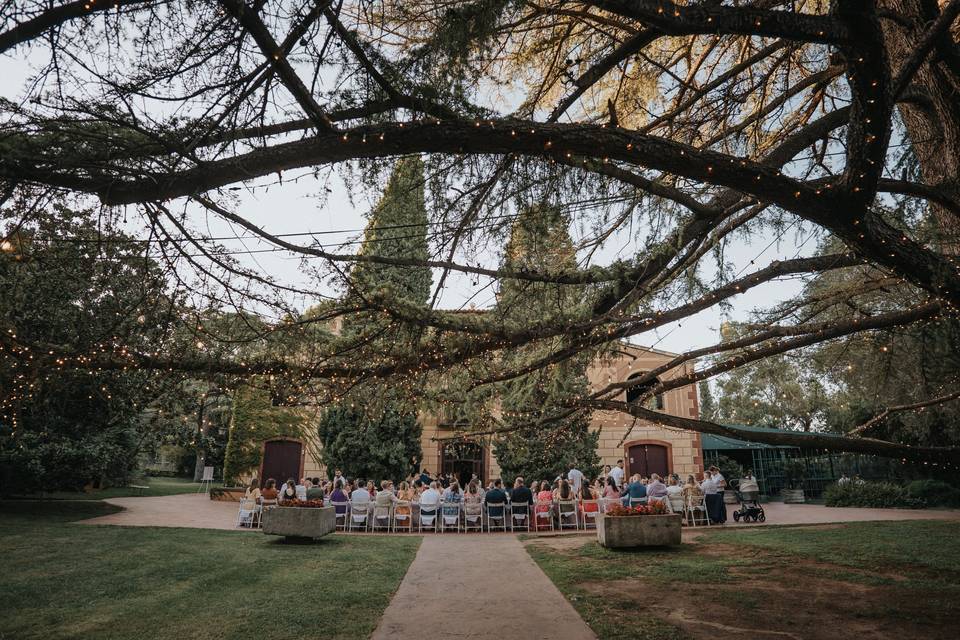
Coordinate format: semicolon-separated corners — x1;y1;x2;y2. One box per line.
318;157;430;481
492;205;600;485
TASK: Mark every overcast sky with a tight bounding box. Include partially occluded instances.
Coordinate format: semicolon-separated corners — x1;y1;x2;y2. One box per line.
1;41;817;357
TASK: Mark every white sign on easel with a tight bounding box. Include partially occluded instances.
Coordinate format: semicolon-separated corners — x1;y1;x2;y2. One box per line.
197;465;215;493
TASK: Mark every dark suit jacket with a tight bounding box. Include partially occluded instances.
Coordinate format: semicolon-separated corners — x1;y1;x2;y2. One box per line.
509;486;534;505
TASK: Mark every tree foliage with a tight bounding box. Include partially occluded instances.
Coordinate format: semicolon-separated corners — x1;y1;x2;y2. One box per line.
493;205;600;483
0;206;178;491
316;157;429;477
316;405;421;482
3;1;960;465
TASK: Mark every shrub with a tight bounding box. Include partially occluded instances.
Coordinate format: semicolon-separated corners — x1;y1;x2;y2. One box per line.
824;481;926;509
905;479;960;507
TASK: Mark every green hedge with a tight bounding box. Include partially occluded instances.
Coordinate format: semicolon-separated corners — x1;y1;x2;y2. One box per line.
824;481;926;509
905;479;960;508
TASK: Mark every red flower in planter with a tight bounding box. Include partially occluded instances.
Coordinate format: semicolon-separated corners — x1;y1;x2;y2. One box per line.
279;499;326;508
605;502;668;516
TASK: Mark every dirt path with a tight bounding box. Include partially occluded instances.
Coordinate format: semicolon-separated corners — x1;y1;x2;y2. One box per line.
370;535;596;640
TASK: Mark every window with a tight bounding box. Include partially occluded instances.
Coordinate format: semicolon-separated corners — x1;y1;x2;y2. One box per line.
626;373;665;411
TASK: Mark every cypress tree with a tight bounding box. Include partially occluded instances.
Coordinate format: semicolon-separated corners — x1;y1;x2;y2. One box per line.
318;157;430;480
492;205;600;484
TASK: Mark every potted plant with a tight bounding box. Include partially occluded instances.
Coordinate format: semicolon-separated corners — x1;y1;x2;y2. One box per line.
262;500;336;541
596;501;682;548
781;459;806;504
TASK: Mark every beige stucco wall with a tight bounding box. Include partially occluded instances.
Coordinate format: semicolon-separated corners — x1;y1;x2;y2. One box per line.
299;343;701;481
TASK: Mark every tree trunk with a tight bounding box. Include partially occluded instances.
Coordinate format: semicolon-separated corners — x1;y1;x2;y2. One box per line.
880;0;960;251
192;397;208;482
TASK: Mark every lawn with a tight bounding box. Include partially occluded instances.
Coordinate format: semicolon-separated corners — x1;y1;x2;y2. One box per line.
0;501;420;640
21;476;221;500
525;520;960;640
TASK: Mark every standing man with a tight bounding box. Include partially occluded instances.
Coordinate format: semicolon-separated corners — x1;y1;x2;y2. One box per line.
567;463;585;497
332;468;347;489
609;459;625;489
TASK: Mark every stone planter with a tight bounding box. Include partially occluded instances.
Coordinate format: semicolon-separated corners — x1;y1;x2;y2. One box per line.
262;506;336;541
596;513;682;548
781;488;806;504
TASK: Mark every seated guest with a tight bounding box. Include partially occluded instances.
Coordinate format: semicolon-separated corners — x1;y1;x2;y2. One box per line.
295;478;308;501
420;481;442;506
376;480;398;507
419;468;432;486
554;479;574;502
581;479;601;515
666;476;683;497
351;480;371;505
534;481;553;530
511;477;534;506
366;480;377;499
622;474;647;505
397;481;416;502
280;478;298;502
602;476;620;505
681;474;703;500
260;478;278;501
330;480;349;511
463;481;483;505
484;479;508;507
646;474;668;500
442;481;462;502
244;478;261;502
306;477;325;501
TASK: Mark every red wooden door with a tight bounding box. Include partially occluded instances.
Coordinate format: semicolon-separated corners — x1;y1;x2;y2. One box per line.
628;444;669;478
261;440;303;486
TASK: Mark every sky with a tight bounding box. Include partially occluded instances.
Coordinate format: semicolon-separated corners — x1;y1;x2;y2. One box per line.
0;31;818;358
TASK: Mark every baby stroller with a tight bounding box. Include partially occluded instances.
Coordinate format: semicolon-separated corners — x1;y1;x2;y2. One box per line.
732;488;765;523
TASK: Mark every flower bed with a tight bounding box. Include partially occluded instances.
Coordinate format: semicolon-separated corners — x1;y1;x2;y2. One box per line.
604;502;668;517
278;499;326;508
597;503;680;548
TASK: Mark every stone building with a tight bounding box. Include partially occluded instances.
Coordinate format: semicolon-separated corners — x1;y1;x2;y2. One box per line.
258;343;703;484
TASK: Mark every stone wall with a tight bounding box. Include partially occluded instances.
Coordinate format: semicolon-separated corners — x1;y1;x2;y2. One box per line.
298;343;702;482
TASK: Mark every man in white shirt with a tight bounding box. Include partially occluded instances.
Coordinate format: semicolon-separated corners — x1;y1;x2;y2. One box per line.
609;460;625;488
567;464;585;496
420;481;441;506
350;481;371;504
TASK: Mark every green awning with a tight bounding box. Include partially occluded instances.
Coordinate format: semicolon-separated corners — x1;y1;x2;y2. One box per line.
701;424;838;451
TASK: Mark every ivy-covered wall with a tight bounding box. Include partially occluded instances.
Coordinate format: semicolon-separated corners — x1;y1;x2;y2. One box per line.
222;385;304;484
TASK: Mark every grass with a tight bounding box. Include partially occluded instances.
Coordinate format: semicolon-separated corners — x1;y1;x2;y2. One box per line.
708;520;960;574
19;476;222;500
525;520;960;640
0;501;421;640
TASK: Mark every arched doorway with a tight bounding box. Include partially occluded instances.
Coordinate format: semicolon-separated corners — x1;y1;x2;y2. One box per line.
440;441;486;486
259;438;304;487
625;440;671;478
